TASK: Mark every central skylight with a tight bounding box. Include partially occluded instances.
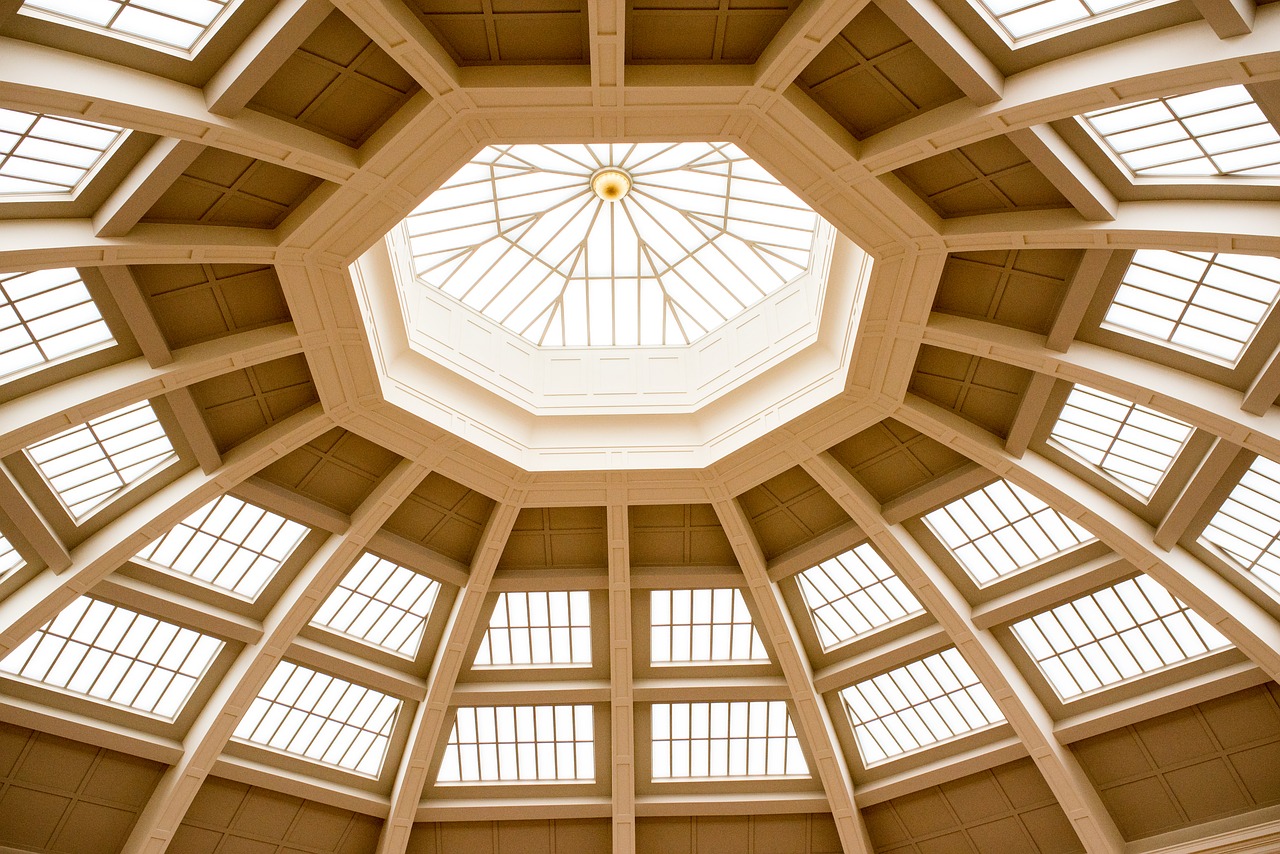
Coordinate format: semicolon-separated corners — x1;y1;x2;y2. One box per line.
404;142;821;347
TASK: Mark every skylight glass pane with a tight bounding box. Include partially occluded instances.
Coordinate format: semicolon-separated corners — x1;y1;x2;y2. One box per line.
25;400;177;520
972;0;1162;42
438;705;595;783
474;591;591;667
134;494;308;600
1082;86;1280;178
651;701;809;779
19;0;238;53
795;544;924;649
0;596;223;719
1104;250;1280;364
923;480;1094;584
839;648;1005;766
234;661;401;777
406;142;821;346
311;553;441;657
0;110;126;197
650;588;768;664
1201;454;1280;598
0;268;115;381
0;533;23;584
1012;575;1231;700
1048;385;1193;499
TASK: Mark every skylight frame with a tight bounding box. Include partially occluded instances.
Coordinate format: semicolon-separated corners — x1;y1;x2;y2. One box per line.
1080;86;1280;180
1200;454;1280;599
794;544;925;651
0;268;116;383
437;704;595;784
0;109;128;200
473;590;592;669
133;494;310;601
0;533;24;585
649;588;770;665
923;480;1095;585
0;595;225;720
839;648;1006;766
1047;385;1194;501
25;400;179;522
18;0;245;58
310;552;442;658
650;700;810;781
233;661;402;778
1102;250;1280;366
1010;575;1232;701
966;0;1171;47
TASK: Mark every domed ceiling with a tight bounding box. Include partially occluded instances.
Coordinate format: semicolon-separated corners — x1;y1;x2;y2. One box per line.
0;2;1279;854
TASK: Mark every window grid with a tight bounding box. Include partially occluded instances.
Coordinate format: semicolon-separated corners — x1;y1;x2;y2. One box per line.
840;648;1005;766
651;701;809;780
311;553;441;657
26;400;177;520
0;109;126;196
234;662;401;777
20;0;239;53
923;480;1094;585
1049;385;1193;500
438;705;595;783
1202;455;1280;597
0;533;23;584
1012;575;1231;700
0;268;115;381
0;596;224;719
474;591;591;667
650;588;769;664
134;495;309;600
971;0;1163;43
1104;250;1280;364
795;544;924;650
1082;86;1280;178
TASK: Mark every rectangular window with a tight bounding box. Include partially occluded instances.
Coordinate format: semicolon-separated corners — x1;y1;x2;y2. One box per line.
650;588;768;664
969;0;1164;43
438;704;595;783
0;533;22;584
651;700;809;779
0;268;115;381
1012;575;1231;700
1201;454;1280;597
20;0;241;54
795;544;923;649
0;596;224;719
0;110;126;196
474;591;591;667
311;553;441;657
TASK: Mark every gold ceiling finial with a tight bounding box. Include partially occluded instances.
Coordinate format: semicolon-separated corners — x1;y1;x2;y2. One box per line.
590;166;633;201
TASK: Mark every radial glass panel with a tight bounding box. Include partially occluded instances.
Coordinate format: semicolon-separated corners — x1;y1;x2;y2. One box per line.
20;0;239;53
311;553;441;657
0;109;126;197
924;480;1094;584
438;704;595;783
405;143;820;346
1201;454;1280;598
1049;385;1193;499
1104;250;1280;364
650;588;769;664
1012;575;1231;700
840;648;1005;765
474;591;591;667
234;662;401;777
795;544;923;649
0;268;115;381
0;596;224;719
651;701;809;780
1082;86;1280;178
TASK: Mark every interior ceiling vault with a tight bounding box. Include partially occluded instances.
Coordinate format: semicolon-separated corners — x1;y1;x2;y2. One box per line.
1;1;1280;854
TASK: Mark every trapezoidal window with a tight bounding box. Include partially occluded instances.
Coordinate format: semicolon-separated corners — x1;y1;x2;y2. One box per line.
473;591;591;668
1011;575;1231;700
795;544;923;650
650;588;769;665
19;0;242;55
651;701;809;780
0;110;126;197
0;596;224;719
0;268;115;382
310;553;442;658
438;704;595;784
1201;454;1280;598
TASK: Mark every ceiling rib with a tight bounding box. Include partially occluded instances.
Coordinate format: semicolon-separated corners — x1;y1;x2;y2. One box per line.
607;497;635;854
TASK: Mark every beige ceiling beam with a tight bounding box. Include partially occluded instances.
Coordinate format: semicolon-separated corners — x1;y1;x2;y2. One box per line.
0;0;22;26
0;405;331;661
121;458;430;854
803;453;1126;854
1242;339;1280;414
896;397;1280;681
859;7;1280;173
810;624;952;695
1046;250;1115;352
587;0;626;103
1153;437;1245;549
95;265;173;366
0;692;184;767
0;37;358;183
1192;0;1256;37
376;499;522;854
0;218;280;270
93;139;205;238
205;0;333;116
852;736;1027;806
0;466;70;573
873;0;1003;105
1005;372;1057;457
713;497;874;854
0;323;301;460
607;497;636;854
754;0;872;94
921;312;1280;462
163;387;224;475
1006;126;1117;222
329;0;463;102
